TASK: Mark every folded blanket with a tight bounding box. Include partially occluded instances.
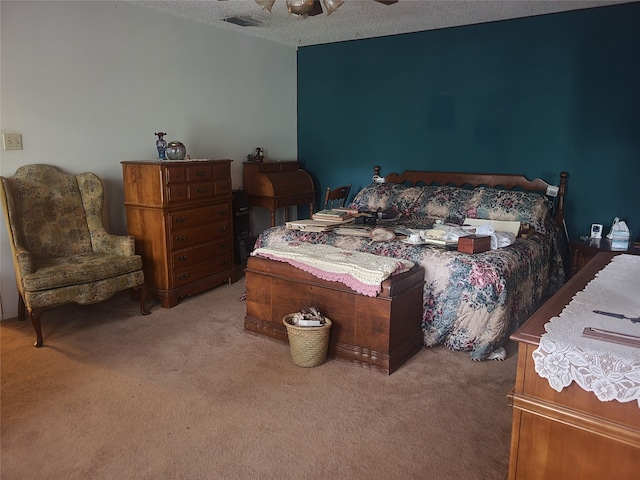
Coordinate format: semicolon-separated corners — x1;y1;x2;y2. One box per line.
252;241;414;297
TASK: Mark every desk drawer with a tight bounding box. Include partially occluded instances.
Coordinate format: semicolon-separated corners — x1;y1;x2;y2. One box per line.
255;162;298;173
274;192;314;208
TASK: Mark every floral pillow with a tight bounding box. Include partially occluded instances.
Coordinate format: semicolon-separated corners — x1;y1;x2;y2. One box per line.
349;183;428;218
413;186;475;224
464;187;553;233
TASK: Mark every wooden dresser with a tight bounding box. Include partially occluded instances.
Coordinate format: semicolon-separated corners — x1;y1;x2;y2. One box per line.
507;253;640;479
122;159;235;308
242;161;315;226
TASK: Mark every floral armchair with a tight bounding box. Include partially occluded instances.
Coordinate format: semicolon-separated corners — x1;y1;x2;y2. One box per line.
0;164;149;347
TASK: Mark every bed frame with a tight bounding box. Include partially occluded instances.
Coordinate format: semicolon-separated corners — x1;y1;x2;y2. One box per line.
376;166;568;231
244;168;569;373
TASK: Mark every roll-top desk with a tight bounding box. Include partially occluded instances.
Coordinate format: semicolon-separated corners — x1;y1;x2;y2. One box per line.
507;252;640;480
122;159;235;308
242;161;315;227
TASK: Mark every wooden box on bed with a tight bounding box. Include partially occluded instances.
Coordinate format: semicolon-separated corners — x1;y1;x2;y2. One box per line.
244;256;425;374
457;234;492;254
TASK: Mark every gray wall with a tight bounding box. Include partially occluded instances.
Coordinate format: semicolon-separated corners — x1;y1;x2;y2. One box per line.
0;1;297;319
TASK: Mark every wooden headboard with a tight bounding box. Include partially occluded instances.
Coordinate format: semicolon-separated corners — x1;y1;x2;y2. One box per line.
373;166;568;231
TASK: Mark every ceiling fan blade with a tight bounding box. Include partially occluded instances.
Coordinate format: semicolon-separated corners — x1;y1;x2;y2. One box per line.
286;0;315;16
308;0;324;16
374;0;399;5
322;0;344;15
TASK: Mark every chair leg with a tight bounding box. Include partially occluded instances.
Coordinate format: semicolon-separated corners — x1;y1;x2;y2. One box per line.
18;294;27;321
28;308;46;348
137;286;151;316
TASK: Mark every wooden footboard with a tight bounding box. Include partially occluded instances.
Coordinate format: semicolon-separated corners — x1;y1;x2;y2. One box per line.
244;256;425;374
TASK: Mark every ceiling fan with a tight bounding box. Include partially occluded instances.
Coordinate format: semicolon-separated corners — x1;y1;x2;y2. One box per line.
256;0;398;18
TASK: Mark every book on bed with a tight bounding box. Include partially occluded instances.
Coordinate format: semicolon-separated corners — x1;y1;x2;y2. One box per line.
286;217;354;232
312;209;354;221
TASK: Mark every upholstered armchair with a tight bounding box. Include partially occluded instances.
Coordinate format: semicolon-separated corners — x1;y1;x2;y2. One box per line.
0;164;149;347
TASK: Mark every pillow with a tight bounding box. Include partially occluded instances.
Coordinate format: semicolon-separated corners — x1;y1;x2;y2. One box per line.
414;186;475;224
464;187;553;233
349;183;428;218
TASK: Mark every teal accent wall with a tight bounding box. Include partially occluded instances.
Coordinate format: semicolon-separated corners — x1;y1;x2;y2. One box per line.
297;3;640;241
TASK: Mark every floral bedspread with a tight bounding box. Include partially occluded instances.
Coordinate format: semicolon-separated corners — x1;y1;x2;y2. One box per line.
255;222;566;360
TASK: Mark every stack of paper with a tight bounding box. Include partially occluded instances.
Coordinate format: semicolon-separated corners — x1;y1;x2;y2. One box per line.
463;218;521;236
334;225;373;237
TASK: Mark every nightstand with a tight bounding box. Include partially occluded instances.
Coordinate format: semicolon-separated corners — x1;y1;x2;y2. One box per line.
569;237;640;277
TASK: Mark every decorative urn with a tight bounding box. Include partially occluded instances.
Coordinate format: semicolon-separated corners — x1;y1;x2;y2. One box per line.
165;141;186;160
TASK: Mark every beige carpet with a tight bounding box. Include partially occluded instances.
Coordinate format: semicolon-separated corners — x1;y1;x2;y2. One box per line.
1;279;517;480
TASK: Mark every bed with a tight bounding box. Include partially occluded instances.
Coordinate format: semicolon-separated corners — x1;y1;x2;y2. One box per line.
247;168;569;362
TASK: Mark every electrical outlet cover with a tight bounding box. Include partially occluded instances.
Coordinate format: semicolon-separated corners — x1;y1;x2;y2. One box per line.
2;133;23;150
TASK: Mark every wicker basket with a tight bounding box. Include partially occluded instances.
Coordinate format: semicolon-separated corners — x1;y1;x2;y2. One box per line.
283;314;332;368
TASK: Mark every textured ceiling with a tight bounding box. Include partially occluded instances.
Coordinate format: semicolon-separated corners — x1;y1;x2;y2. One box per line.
133;0;630;47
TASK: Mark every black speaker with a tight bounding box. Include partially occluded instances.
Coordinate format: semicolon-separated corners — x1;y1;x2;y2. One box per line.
232;190;254;264
232;189;250;237
235;234;256;265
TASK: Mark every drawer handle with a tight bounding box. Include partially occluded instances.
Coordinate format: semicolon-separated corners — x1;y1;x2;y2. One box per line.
195;170;207;177
219;243;229;249
218;226;228;233
217;209;228;215
177;255;189;262
176;235;188;242
220;259;229;266
175;217;187;224
196;188;208;194
178;273;190;280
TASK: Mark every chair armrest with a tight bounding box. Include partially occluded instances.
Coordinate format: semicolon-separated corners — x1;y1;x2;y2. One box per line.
15;248;35;275
91;229;136;256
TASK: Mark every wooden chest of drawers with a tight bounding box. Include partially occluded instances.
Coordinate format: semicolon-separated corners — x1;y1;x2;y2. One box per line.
122;159;235;307
507;253;640;479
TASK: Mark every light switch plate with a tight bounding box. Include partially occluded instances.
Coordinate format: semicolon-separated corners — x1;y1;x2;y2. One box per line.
3;133;23;150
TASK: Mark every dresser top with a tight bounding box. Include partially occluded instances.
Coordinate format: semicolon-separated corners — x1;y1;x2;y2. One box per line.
122;159;232;165
511;252;617;345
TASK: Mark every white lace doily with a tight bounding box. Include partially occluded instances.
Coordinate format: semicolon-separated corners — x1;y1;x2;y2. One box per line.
532;254;640;407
